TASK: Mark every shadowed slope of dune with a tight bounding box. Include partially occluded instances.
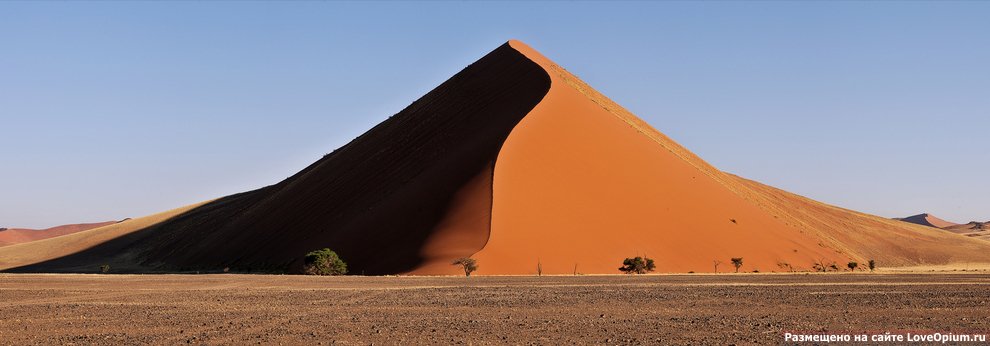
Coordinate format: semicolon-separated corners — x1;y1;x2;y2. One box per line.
4;40;990;275
0;221;118;247
2;42;550;274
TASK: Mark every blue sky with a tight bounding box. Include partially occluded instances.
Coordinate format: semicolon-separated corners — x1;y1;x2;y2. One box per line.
2;2;987;228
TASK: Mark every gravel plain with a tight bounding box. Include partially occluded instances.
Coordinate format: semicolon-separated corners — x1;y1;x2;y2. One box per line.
1;273;989;345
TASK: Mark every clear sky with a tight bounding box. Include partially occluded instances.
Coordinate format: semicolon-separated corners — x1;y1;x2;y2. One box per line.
2;2;987;229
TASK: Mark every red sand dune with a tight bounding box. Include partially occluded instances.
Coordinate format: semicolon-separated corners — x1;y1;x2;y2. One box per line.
896;214;989;242
896;213;959;229
0;221;118;247
3;40;990;274
945;221;989;232
943;221;990;241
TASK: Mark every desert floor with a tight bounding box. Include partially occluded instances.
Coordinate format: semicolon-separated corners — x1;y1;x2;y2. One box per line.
1;273;989;344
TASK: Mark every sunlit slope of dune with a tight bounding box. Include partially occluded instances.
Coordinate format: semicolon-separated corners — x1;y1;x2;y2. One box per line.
476;41;990;273
729;176;990;267
0;221;117;247
0;201;210;271
476;41;847;274
474;40;990;274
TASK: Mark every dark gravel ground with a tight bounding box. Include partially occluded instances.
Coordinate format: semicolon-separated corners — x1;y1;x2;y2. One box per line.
1;273;988;345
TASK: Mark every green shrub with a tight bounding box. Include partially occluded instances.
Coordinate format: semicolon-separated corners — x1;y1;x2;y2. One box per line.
303;248;347;275
847;261;858;271
731;257;743;273
619;256;656;274
99;264;110;274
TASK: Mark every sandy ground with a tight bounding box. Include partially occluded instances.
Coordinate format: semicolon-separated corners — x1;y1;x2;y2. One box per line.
1;274;989;345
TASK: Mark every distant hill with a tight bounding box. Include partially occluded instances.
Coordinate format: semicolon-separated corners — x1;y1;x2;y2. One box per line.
0;221;119;247
943;221;990;241
896;214;989;242
895;213;959;228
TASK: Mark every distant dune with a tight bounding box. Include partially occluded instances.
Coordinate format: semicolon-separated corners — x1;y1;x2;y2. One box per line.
895;214;989;242
895;213;959;228
3;40;990;274
943;221;990;241
0;221;118;247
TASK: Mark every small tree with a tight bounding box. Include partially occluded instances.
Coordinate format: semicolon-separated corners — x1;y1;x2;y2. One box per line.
452;257;478;277
847;261;858;272
303;248;347;275
99;264;111;274
537;260;542;277
731;257;743;273
812;259;835;273
619;256;656;274
713;259;723;273
868;259;876;272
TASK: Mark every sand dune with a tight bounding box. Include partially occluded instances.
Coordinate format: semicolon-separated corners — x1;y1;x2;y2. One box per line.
0;202;209;272
896;213;959;228
895;214;989;242
943;221;990;241
3;40;989;274
945;221;988;233
0;221;118;247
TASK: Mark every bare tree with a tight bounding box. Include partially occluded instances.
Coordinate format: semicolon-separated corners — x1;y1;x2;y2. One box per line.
812;258;834;273
777;261;793;272
452;257;478;277
713;259;723;273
